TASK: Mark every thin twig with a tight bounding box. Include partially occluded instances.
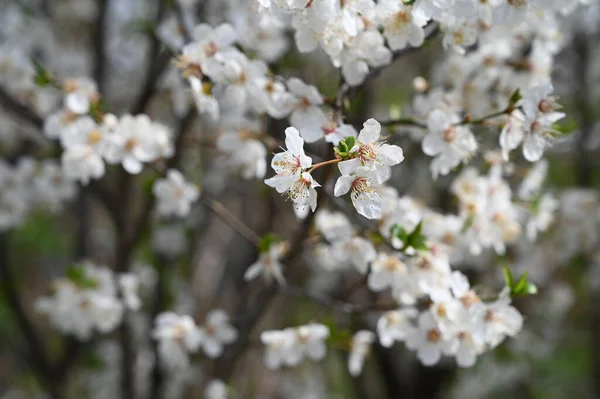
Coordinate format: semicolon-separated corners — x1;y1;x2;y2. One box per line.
201;194;261;246
277;285;398;315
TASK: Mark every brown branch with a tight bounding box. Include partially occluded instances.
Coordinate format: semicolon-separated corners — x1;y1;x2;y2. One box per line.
93;0;109;95
277;285;398;314
130;0;172;114
0;234;61;398
201;194;262;246
0;87;44;129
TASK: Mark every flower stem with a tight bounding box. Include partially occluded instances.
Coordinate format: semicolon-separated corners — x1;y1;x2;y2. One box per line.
308;158;342;172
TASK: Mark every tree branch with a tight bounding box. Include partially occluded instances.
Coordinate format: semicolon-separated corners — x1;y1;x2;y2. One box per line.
0;234;60;398
93;0;110;95
130;0;171;114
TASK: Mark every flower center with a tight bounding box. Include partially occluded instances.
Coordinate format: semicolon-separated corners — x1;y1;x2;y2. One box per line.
204;42;218;57
322;121;337;135
88;129;102;145
460;291;480;308
442;127;457;143
288;176;311;202
358;144;377;165
538;99;553;113
351;177;372;196
442;232;455;245
125;138;137;152
436;304;448;318
427;329;441;343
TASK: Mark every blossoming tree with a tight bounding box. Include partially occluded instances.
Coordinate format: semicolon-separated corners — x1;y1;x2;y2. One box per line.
0;0;598;398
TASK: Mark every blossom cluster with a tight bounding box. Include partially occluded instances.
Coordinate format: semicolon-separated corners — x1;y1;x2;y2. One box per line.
0;157;76;231
152;309;238;370
258;0;586;84
44;79;173;183
35;261;142;340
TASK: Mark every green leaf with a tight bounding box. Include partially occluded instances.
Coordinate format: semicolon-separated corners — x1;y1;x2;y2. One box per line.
502;267;514;289
66;265;98;289
32;59;55;88
390;224;408;242
503;268;538;297
344;136;356;150
258;233;281;253
508;88;522;107
513;271;528;293
82;349;105;371
390;222;428;252
460;214;474;233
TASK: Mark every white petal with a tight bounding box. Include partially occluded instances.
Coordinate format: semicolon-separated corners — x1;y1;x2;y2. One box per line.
334;176;354;197
358;119;381;144
352;192;382;220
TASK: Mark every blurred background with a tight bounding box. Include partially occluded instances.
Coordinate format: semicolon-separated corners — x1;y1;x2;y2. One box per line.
2;0;600;398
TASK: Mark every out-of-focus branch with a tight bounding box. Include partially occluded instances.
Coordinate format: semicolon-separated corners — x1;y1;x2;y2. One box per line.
572;31;600;399
113;108;194;399
574;33;593;187
0;88;44;129
93;0;109;95
277;285;397;314
130;0;171;114
0;234;60;398
201;194;262;246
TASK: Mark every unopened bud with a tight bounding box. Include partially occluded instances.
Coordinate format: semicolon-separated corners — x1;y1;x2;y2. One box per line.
413;76;429;93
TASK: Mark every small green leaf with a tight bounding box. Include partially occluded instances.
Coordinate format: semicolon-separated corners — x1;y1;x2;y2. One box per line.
513;271;529;294
66;265;98;289
344;136;356;150
508;88;522;107
32;59;55;88
460;214;474;233
390;224;408;242
502;267;514;289
258;233;281;253
82;349;105;371
503;268;538;297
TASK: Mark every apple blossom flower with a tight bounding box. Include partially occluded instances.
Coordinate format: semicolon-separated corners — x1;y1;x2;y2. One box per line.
377;308;418;348
153;169;200;218
197;309;238;358
423;109;477;179
244;242;287;284
152;312;203;369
